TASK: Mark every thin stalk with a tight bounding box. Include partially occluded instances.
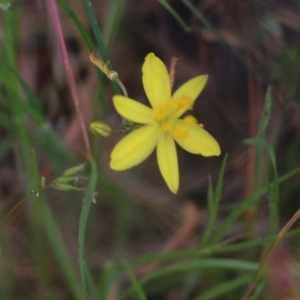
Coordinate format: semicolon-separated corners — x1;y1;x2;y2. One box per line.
48;0;91;158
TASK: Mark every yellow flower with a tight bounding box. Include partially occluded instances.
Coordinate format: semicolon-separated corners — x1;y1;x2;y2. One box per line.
110;53;220;193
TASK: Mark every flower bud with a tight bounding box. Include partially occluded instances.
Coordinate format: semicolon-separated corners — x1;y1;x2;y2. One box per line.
89;121;112;137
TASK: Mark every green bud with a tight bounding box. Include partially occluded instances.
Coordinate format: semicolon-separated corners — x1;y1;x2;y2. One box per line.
90;121;112;137
52;182;79;191
53;176;76;184
63;163;86;176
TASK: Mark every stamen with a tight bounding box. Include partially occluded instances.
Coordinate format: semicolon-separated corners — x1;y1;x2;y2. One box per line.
161;122;188;139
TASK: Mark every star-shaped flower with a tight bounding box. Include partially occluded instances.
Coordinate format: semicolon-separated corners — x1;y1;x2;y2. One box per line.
110;53;220;193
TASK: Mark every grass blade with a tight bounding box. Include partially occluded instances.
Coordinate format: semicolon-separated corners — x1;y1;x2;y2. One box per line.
123;259;147;300
193;273;255;300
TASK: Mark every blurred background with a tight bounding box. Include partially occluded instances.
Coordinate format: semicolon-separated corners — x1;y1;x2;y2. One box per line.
1;0;300;299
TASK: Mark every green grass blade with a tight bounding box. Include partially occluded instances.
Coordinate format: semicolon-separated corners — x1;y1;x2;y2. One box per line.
193;273;255;300
120;259;258;300
211;164;300;243
129;228;300;266
249;281;265;300
158;0;197;32
215;154;228;203
78;157;97;288
56;0;94;50
123;259;148;300
202;154;228;246
253;87;273;191
264;142;279;235
202;177;215;245
83;262;99;300
82;0;121;95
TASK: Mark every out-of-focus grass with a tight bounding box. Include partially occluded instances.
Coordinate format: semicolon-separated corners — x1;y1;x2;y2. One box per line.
1;0;300;299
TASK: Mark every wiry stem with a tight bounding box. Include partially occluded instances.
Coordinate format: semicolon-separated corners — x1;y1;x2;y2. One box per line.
48;0;91;158
115;78;128;97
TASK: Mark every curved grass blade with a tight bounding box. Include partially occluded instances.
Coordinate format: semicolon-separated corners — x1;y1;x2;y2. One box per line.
193;273;255;300
123;259;147;300
119;259;258;299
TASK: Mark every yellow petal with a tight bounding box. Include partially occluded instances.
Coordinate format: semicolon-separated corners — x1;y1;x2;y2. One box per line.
142;53;171;108
172;75;208;102
113;95;156;124
173;123;221;156
157;133;179;193
110;125;158;170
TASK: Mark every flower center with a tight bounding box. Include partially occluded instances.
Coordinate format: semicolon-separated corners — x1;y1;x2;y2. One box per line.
160;115;199;140
161;123;188;139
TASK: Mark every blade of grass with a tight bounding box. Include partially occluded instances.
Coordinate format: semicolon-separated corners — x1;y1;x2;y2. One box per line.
56;0;94;50
83;262;99;300
245;87;273;193
211;163;300;244
202;154;228;246
82;0;120;95
119;259;258;300
193;273;255;300
202;177;215;245
123;259;147;300
158;0;199;32
264;142;279;235
215;154;228;203
248;282;264;300
97;263;115;299
129;227;300;266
